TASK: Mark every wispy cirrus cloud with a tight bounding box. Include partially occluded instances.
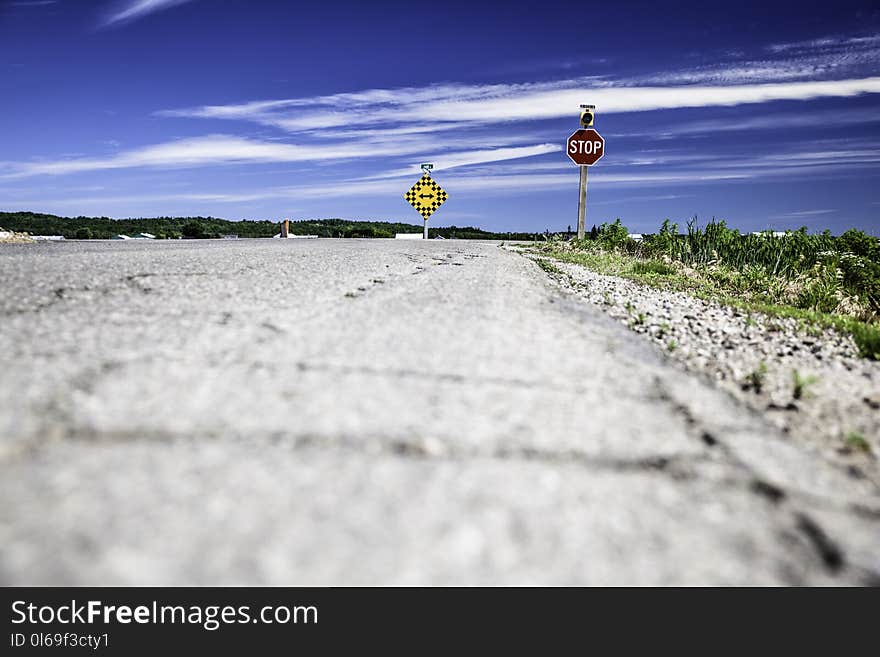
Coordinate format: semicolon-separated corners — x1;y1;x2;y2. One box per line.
163;76;880;135
102;0;198;27
0;135;378;178
0;165;793;211
159;32;880;139
7;31;880;187
767;34;880;54
357;144;562;181
6;142;876;211
641;34;880;85
0;134;560;179
8;76;880;181
613;106;880;140
771;209;836;218
157;79;610;133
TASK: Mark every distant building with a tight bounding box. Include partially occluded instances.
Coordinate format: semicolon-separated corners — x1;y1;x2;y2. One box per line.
751;231;788;238
395;233;423;240
132;232;156;239
221;234;240;239
31;235;65;241
628;233;644;242
111;234;131;240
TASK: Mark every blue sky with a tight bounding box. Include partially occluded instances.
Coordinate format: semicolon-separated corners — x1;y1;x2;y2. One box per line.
1;0;879;234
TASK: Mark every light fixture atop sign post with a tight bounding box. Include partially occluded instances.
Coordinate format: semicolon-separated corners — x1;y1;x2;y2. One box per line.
579;104;595;128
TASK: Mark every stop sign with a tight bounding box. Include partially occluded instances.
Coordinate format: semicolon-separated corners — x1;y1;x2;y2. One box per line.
567;128;605;166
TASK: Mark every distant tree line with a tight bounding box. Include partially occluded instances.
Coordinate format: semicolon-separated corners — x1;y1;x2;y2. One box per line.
0;211;541;241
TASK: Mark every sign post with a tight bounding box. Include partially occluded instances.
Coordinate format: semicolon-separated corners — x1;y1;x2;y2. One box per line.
404;170;448;239
422;162;435;235
566;107;604;240
577;166;588;240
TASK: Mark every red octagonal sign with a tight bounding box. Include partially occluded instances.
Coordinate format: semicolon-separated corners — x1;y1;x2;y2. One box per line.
567;128;605;166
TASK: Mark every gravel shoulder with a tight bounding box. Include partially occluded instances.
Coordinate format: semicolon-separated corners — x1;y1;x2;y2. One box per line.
521;249;880;486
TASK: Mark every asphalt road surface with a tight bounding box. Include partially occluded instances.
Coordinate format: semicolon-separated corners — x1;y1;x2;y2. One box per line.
1;239;878;585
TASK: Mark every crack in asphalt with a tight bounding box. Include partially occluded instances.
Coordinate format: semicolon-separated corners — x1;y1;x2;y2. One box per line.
6;414;879;578
7;420;877;582
2;271;240;316
291;360;646;399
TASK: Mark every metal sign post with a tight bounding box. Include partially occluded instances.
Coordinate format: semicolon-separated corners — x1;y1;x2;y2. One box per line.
404;169;448;239
566;106;604;240
577;166;588;240
421;163;434;238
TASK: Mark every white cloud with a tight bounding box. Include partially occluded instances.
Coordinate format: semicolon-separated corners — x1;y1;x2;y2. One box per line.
159;32;880;137
158;79;601;132
0;135;562;179
103;0;196;27
9;38;880;185
772;209;836;218
0;134;419;177
617;107;880;139
641;35;880;86
0;171;746;211
164;77;880;135
767;34;880;53
589;194;692;206
406;77;880;123
6;143;876;212
358;144;562;180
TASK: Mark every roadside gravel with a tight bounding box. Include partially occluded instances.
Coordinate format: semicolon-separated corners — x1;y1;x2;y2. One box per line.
524;250;880;485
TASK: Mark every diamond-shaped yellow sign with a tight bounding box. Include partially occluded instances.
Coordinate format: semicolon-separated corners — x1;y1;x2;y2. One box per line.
404;173;448;220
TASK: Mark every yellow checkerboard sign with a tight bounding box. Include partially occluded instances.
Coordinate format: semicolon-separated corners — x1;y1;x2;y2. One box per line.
404;173;448;219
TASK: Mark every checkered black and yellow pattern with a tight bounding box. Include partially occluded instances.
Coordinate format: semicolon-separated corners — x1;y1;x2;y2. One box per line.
404;173;448;219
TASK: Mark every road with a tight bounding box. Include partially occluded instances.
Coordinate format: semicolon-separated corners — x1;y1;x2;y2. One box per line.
1;239;877;585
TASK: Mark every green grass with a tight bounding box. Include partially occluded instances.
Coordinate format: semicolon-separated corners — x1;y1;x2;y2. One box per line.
537;244;880;360
629;260;677;276
534;258;563;276
845;432;871;454
745;362;769;393
792;370;819;400
849;322;880;360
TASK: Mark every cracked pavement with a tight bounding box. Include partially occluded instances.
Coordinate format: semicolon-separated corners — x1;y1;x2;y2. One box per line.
1;239;878;585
